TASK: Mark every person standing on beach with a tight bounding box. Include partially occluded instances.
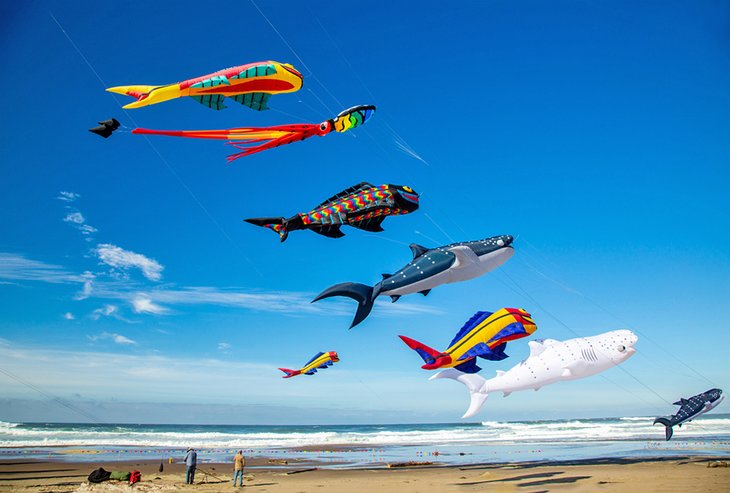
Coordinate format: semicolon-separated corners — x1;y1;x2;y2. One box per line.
184;447;197;484
233;450;245;487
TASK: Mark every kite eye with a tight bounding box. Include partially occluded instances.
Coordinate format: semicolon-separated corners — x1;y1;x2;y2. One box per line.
402;186;413;192
320;122;329;131
617;345;626;353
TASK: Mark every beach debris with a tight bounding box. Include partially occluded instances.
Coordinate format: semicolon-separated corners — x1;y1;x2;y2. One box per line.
268;459;289;465
387;461;433;468
313;235;515;328
279;351;340;378
107;61;302;110
87;467;111;483
399;308;537;373
431;330;639;418
132;104;376;161
244;182;419;242
285;467;318;475
654;388;724;440
707;461;728;468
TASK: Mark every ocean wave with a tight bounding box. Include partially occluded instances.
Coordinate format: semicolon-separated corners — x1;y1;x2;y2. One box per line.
2;417;729;449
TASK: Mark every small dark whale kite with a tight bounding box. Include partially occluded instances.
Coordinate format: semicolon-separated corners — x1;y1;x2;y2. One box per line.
313;235;514;329
88;118;120;138
654;388;723;440
245;182;419;242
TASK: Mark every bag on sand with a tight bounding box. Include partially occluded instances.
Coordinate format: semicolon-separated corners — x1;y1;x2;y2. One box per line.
110;470;131;481
88;467;111;483
129;470;141;484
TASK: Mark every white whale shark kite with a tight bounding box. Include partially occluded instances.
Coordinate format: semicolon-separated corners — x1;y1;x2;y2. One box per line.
431;330;638;418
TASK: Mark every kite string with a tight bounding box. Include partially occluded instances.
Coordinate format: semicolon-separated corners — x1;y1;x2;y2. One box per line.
0;366;102;423
517;238;717;388
48;11;264;279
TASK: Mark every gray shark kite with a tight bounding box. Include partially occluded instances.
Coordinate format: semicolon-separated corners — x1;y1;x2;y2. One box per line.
312;235;514;328
654;388;723;440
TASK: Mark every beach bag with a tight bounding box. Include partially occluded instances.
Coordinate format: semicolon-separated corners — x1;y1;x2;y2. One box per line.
88;467;111;483
129;470;141;484
110;470;131;481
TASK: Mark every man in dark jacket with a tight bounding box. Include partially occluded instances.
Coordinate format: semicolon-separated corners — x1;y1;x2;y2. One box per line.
184;448;197;484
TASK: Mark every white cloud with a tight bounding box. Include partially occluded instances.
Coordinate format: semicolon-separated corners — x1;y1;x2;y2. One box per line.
63;312;75;320
96;244;163;281
74;271;95;300
87;332;137;345
62;211;97;237
131;295;168;315
63;212;85;225
91;304;118;320
57;191;80;202
0;253;87;284
217;342;231;352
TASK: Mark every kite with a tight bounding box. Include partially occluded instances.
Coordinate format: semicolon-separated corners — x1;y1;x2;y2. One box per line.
432;330;638;418
132;104;376;161
399;308;537;374
279;351;340;378
654;388;724;440
245;182;419;242
107;61;303;110
88;118;120;138
313;235;514;329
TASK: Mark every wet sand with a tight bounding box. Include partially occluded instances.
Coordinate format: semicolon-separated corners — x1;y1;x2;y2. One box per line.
0;456;729;492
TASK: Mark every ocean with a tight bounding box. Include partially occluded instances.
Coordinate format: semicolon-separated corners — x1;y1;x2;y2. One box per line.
1;415;729;467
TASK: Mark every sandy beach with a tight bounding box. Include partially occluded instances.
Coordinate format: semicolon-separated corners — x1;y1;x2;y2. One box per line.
1;457;729;493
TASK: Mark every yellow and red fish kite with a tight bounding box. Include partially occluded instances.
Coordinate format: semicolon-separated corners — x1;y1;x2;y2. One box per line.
279;351;340;379
400;308;537;373
132;104;376;161
107;61;303;110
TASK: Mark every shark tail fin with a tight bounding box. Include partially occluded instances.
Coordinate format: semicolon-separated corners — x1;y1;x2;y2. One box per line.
430;369;489;419
278;368;301;379
653;417;674;441
312;282;375;329
106;84;177;109
244;217;289;242
398;335;442;366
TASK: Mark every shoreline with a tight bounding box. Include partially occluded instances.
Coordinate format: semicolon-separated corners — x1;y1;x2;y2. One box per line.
1;456;729;492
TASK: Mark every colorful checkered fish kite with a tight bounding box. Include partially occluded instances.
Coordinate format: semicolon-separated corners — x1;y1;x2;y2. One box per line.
244;182;419;242
107;61;303;110
132;105;376;161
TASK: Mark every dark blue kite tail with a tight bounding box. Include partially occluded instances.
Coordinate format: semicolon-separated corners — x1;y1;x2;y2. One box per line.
312;282;376;329
653;417;673;441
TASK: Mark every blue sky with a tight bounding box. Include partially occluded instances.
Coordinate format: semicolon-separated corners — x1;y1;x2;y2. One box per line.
0;0;728;424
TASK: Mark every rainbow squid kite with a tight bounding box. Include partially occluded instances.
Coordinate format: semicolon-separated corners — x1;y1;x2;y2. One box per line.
132;104;376;161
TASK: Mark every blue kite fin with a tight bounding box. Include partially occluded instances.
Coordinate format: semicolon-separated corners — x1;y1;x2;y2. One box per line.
448;311;493;347
454;358;481;374
487;322;526;344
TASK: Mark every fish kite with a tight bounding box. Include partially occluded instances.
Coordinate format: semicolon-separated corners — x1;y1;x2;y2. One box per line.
88;118;120;138
432;330;638;418
279;351;340;379
400;308;537;374
132;104;376;161
654;388;723;440
313;235;514;329
245;182;419;242
107;61;303;110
